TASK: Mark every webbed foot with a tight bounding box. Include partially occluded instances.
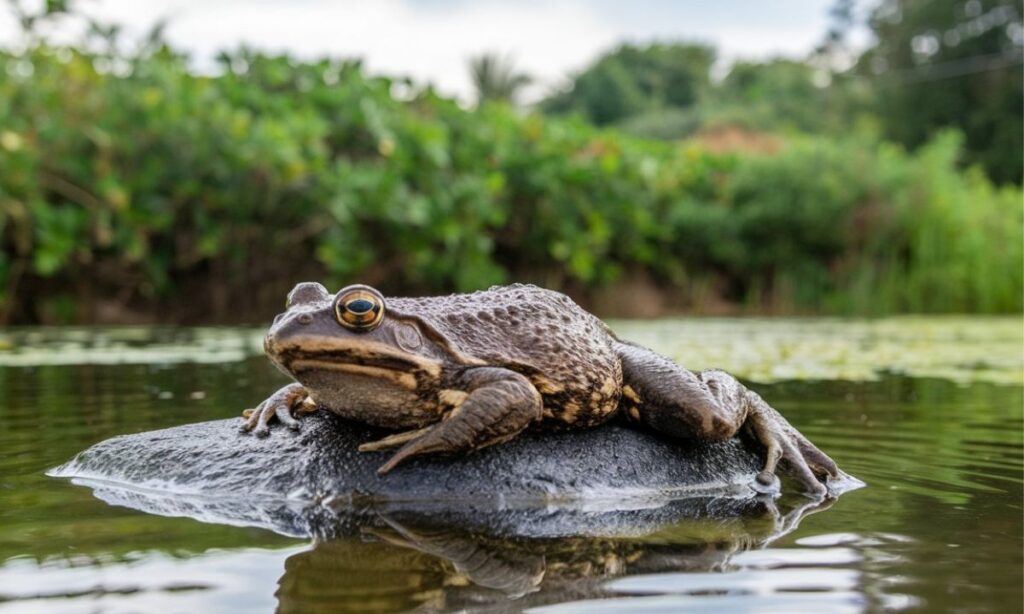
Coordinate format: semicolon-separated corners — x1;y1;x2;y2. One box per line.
746;395;840;497
240;383;317;437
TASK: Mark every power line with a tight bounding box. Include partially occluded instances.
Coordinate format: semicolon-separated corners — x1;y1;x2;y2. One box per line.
865;50;1023;85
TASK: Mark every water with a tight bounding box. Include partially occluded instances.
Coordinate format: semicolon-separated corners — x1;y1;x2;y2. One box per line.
0;320;1020;613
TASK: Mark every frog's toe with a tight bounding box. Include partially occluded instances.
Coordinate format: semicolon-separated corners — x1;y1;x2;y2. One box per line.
796;437;840;481
275;404;301;430
359;426;433;453
252;401;299;437
240;400;281;437
253;404;276;437
750;470;781;495
377;434;446;474
239;400;268;433
778;434;828;497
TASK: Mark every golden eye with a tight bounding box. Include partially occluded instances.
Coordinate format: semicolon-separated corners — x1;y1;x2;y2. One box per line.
334;285;385;331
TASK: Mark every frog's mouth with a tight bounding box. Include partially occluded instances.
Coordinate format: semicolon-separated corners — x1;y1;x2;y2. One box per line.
268;336;442;391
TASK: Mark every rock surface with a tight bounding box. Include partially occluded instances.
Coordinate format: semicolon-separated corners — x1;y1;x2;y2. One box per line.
50;411;861;538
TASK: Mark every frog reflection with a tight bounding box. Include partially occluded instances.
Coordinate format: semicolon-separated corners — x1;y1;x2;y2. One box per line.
274;496;835;613
364;515;546;598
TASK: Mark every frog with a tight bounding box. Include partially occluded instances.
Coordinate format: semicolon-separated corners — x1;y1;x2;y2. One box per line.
242;282;841;495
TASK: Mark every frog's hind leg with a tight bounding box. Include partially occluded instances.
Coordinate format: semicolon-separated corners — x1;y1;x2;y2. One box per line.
615;341;839;496
371;367;542;474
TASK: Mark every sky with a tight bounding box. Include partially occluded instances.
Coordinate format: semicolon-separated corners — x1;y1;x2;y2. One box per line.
0;0;850;101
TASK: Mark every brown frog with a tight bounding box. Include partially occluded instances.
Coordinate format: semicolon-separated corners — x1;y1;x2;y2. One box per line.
242;282;840;495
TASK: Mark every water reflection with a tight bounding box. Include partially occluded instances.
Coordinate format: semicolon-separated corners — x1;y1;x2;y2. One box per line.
57;454;847;610
273;496;835;612
0;325;1020;612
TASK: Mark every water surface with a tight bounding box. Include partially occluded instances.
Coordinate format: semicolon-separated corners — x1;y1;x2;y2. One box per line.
0;319;1020;612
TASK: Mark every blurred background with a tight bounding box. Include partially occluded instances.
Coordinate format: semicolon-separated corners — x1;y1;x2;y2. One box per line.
0;0;1021;324
1;4;1022;610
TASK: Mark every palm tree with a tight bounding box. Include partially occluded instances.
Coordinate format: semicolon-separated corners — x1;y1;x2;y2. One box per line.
469;53;532;106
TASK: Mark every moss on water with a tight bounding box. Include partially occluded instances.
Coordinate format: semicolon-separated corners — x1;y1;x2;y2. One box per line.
611;317;1023;385
0;318;1019;385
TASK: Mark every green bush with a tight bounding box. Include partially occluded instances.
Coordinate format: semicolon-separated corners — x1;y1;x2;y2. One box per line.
0;45;1020;323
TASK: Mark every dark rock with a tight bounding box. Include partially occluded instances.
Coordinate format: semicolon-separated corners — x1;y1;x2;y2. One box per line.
49;411;862;538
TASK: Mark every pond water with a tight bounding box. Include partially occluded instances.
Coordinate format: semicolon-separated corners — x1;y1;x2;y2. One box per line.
0;318;1020;613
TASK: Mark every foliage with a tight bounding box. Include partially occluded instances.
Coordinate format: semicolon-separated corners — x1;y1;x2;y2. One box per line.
612;60;856;141
539;44;856;141
541;43;715;125
0;41;1020;323
855;0;1023;184
540;2;1023;186
469;53;532;106
713;60;832;133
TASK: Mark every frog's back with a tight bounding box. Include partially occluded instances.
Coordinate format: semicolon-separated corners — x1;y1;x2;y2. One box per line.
389;284;622;427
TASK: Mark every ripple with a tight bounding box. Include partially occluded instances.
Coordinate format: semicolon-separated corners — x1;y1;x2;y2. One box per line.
607;568;862;594
529;592;868;613
794;533;914;548
0;546;303;612
731;547;862;568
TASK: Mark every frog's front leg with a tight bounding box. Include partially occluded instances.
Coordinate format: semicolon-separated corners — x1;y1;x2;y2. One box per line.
239;382;317;437
615;342;839;496
365;367;542;474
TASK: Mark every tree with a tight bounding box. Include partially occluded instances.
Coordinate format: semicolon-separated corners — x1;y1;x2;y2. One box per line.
542;43;715;125
714;59;831;132
857;0;1023;183
468;53;532;106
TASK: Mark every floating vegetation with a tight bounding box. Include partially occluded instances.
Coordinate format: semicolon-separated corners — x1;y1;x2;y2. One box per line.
0;327;264;366
0;318;1019;385
612;317;1023;385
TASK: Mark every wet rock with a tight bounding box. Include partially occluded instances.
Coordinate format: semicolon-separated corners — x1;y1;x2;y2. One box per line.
49;411;862;538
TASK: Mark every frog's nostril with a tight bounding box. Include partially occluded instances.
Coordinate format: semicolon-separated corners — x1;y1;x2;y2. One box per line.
273;313;285;325
297;312;314;325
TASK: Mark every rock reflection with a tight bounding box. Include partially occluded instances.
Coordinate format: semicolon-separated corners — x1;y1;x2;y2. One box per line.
275;495;835;613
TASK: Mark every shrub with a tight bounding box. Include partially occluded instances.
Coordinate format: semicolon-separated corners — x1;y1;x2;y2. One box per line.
0;46;1019;323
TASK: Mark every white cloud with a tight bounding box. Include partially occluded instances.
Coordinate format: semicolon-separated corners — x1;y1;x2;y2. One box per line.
171;0;618;101
0;0;836;101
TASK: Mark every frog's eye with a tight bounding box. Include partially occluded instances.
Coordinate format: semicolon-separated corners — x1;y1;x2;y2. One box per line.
334;285;385;332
